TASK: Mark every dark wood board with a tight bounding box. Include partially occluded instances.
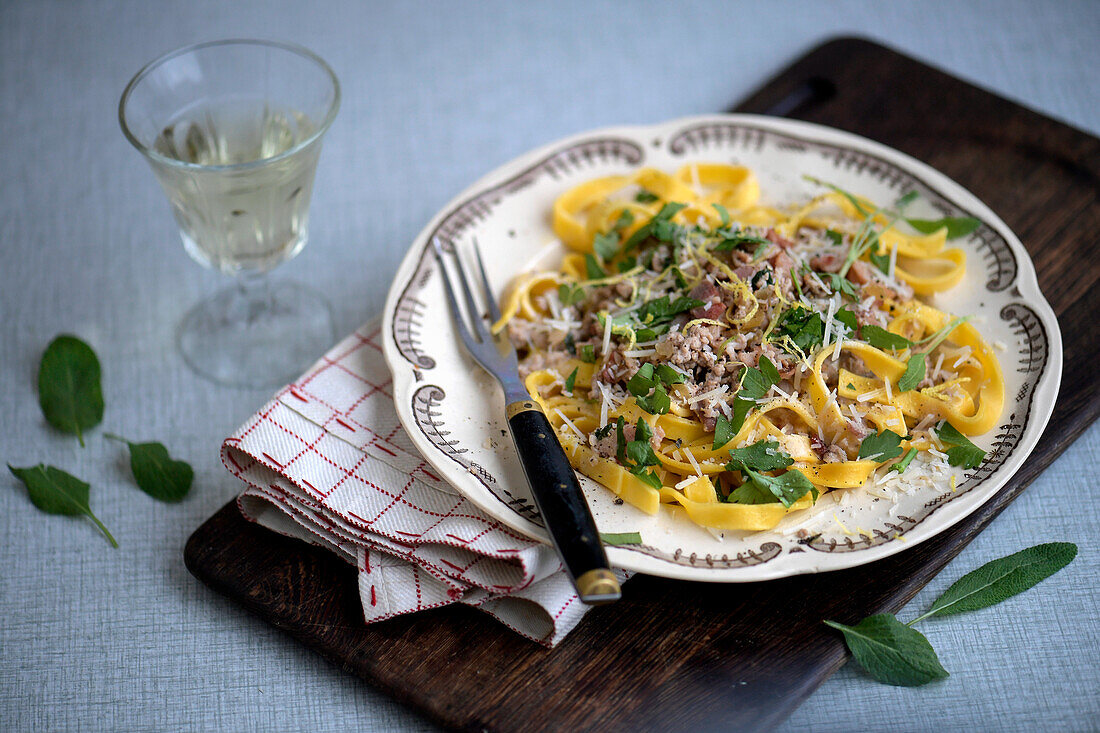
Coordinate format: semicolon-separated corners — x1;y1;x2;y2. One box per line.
185;37;1100;732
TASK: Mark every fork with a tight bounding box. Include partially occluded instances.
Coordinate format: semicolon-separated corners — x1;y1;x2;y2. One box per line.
432;237;621;605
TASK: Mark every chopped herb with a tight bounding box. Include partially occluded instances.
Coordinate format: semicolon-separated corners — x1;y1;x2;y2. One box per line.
758;355;780;386
558;282;585;307
635;189;659;203
772;307;825;353
825;229;844;246
614;416;628;464
593;423;614;440
750;267;774;290
632;469;663;489
578;344;596;363
791;267;805;300
835;308;859;332
617;256;638;273
897;354;925;392
563;368;578;394
861;325;913;351
712;415;735;450
584;253;605;280
635;385;670;415
936;421;986;469
713;232;771;253
613;209;635;232
563;332;576;355
623;222;652;252
740;467;816;507
858;429;905;462
654;201;687;220
625;363;657;396
725;440;794;474
652;217;681;242
907;216;981;239
846;382;856;390
712;203;731;226
593;232;619;261
869;248;891;274
824;272;859;299
600;531;642;546
750;240;771;261
891;447;918;474
655;364;685;386
671;266;689;289
637;295;704;323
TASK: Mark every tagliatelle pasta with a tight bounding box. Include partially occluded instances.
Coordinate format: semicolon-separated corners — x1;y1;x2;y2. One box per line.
498;164;1005;532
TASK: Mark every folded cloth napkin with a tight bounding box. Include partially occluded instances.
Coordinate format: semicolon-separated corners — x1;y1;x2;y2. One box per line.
222;318;621;646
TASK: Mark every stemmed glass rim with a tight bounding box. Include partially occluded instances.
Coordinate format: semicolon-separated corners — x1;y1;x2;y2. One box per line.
118;38;341;173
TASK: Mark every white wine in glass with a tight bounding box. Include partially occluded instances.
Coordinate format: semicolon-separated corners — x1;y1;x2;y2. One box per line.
120;40;341;388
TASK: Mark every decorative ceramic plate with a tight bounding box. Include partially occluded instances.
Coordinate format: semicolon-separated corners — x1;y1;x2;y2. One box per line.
382;115;1061;581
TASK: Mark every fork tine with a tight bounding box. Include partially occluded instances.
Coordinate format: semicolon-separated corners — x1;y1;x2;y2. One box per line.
448;243;492;341
471;238;502;323
432;238;480;348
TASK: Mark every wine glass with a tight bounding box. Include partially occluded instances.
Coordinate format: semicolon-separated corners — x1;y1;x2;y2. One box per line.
119;39;341;388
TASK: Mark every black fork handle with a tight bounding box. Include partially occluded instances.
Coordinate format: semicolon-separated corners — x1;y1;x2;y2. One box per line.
505;399;620;605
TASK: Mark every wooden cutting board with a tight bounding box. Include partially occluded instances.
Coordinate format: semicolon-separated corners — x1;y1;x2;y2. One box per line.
185;37;1100;732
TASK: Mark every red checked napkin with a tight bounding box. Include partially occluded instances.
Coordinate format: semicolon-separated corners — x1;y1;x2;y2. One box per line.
221;319;623;646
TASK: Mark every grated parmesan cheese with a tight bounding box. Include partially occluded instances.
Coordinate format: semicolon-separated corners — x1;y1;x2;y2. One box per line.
553;409;585;440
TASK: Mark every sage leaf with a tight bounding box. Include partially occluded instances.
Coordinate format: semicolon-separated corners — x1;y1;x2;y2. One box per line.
916;543;1077;621
37;335;103;446
825;614;948;687
106;434;193;502
8;464;117;547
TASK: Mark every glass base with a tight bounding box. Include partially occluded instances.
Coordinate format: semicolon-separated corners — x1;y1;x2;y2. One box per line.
177;278;336;389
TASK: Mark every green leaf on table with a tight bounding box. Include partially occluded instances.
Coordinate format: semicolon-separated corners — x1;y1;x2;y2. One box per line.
918;543;1077;620
824;614;948;687
8;464;117;547
600;531;642;546
897;353;926;392
37;335;103;447
106;435;193;502
858;430;904;462
936;421;987;469
907;216;981;239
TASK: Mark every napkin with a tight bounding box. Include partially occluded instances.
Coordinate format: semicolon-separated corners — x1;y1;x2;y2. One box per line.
221;319;623;646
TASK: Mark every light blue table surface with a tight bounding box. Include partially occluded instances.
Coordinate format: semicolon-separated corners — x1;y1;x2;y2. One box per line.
2;1;1098;730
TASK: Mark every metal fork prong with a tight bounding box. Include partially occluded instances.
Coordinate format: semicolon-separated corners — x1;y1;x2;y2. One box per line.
432;238;480;348
449;243;492;342
471;238;502;323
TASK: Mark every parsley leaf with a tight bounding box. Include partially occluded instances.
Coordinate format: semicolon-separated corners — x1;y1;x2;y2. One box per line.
725;440;794;473
726;479;776;504
907;216;981;239
655;364;685;385
758;355;780;386
635;189;659;203
635;385;670;415
869;249;891;274
825;229;844;246
826;272;860;298
632;469;663;489
613;210;634;232
654;201;687;220
712;203;731;226
861;325;913;351
742;467;815;507
584;253;605;280
772;307;825;353
593;232;619;261
898;354;926;391
858;430;904;462
713;232;771;252
558;282;585;306
617;256;638;273
936;421;986;469
563;368;578;395
637;295;704;323
713;415;735;450
835;308;859;332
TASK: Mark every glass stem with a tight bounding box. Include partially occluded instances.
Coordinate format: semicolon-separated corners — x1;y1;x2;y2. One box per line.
232;270;274;324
